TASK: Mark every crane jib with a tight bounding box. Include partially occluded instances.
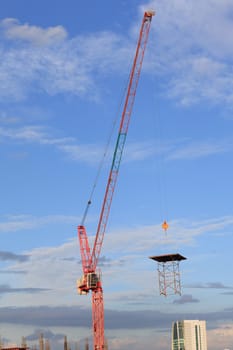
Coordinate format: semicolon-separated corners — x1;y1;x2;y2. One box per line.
90;11;155;270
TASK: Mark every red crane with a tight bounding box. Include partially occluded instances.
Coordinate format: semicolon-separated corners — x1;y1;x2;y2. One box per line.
77;11;155;350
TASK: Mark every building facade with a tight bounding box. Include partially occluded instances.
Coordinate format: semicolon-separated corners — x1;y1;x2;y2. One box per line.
172;320;207;350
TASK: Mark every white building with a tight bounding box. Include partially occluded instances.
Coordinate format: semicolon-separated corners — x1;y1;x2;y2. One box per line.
172;320;207;350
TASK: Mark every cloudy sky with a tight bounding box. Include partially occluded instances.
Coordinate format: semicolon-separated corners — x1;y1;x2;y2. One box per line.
0;1;233;350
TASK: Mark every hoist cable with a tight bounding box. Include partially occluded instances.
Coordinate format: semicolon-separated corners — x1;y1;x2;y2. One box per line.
154;98;169;232
80;73;131;226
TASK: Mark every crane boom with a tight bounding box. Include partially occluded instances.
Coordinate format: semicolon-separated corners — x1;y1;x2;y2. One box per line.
92;10;153;269
77;11;155;350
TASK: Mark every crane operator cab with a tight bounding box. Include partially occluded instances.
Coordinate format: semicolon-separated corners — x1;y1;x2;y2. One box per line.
77;272;100;295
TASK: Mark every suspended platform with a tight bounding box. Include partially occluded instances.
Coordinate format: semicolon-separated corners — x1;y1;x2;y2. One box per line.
149;253;186;296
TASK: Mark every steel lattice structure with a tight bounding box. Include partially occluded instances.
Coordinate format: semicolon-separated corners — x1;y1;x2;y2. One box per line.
77;11;155;350
150;253;187;296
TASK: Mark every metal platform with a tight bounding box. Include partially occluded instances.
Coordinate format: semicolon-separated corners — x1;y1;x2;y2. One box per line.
149;253;187;296
149;253;187;263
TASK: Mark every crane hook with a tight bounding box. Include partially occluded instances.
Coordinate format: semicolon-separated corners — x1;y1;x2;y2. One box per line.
162;220;169;232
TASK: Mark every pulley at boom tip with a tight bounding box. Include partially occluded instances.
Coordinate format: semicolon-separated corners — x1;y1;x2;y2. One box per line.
145;10;156;18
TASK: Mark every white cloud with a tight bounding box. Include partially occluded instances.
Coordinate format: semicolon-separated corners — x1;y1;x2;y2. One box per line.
145;0;233;59
167;139;233;160
125;138;233;162
0;122;231;162
166;56;233;106
58;143;105;163
1;4;232;107
0;19;132;102
1;18;67;45
0;125;74;145
0;44;96;101
0;214;78;233
0;124;106;164
103;216;233;256
123;141;159;161
207;324;233;350
0;212;232;335
143;0;233;107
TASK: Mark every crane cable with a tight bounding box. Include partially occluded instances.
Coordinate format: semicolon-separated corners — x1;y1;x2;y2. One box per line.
80;72;131;226
154;98;169;233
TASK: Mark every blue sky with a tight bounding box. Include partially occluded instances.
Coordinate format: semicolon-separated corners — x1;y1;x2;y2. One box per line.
0;1;233;350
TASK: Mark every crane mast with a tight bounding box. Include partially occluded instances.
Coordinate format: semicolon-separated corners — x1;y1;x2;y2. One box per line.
77;11;155;350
